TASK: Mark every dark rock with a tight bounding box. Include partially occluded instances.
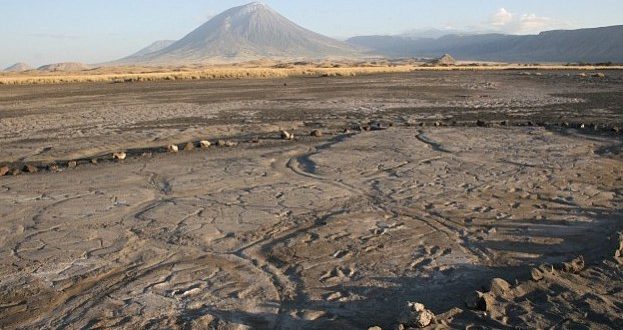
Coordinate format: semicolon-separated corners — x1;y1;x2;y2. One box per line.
476;120;487;127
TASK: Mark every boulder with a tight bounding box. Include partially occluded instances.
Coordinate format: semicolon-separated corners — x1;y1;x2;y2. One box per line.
310;129;323;137
281;130;295;140
23;164;38;173
113;152;127;161
398;302;435;328
615;233;623;265
562;256;584;273
432;54;456;66
47;163;59;172
217;140;238;147
465;291;494;311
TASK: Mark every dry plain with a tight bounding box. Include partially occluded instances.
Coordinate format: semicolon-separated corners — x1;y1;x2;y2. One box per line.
0;71;622;329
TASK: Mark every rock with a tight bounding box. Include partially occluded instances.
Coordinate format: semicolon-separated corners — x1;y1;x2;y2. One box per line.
592;73;606;78
531;267;544;281
476;120;487;127
217;140;238;147
280;130;294;140
11;168;21;176
310;129;323;137
199;140;212;149
398;302;435;328
23;164;38;173
168;144;179;153
368;327;382;330
579;123;585;129
611;127;620;133
489;278;511;297
465;291;494;311
91;158;98;164
67;161;77;168
432;54;456;66
47;163;59;172
0;165;9;176
562;256;584;273
113;152;127;161
184;142;195;151
615;233;623;265
500;120;508;126
434;121;441;127
577;73;587;78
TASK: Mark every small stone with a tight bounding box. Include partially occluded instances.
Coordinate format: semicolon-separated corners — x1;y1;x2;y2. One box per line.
476;120;487;127
23;164;38;173
90;158;98;164
434;121;441;127
579;123;586;129
562;256;584;273
168;144;179;153
67;161;77;168
612;127;620;133
489;278;511;297
216;140;238;147
184;142;195;151
368;327;383;330
465;291;494;311
0;165;9;176
47;163;59;172
280;130;294;140
113;152;127;161
577;73;587;78
310;129;323;137
592;73;606;78
11;168;21;176
398;302;435;328
500;120;508;126
615;233;623;265
199;140;212;149
531;268;544;281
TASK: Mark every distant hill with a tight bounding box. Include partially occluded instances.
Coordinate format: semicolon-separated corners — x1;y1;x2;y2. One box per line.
124;40;176;59
37;62;92;72
348;25;623;63
118;2;360;64
3;63;33;72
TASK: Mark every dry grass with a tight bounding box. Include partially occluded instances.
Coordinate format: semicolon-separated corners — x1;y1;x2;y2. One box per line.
1;62;622;86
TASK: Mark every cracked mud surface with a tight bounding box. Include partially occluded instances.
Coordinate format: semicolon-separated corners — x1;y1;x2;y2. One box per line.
1;71;622;329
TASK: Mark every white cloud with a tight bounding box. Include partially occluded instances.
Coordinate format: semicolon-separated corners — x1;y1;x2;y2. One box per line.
488;8;562;34
491;8;513;27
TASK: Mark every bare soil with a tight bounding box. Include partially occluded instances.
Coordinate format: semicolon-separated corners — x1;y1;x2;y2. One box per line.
0;71;622;329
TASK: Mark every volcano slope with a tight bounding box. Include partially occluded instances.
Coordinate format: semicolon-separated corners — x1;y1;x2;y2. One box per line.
0;71;622;329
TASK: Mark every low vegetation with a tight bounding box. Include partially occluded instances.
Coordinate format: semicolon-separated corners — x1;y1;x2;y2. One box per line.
1;61;621;86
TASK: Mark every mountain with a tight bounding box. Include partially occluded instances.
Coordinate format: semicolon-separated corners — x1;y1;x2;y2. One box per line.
3;63;33;72
125;40;177;59
37;62;91;72
348;25;623;63
120;2;359;64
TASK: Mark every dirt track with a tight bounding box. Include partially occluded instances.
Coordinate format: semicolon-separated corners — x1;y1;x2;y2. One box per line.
1;71;622;329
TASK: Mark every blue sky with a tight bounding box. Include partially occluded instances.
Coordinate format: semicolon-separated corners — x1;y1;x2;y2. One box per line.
1;0;622;68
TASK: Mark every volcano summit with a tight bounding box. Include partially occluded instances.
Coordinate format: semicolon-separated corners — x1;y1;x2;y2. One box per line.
120;2;360;64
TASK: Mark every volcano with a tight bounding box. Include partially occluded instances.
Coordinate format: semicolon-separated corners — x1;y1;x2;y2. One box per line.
121;2;359;64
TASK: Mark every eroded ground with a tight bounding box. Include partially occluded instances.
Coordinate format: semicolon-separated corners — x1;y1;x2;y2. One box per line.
0;72;622;329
